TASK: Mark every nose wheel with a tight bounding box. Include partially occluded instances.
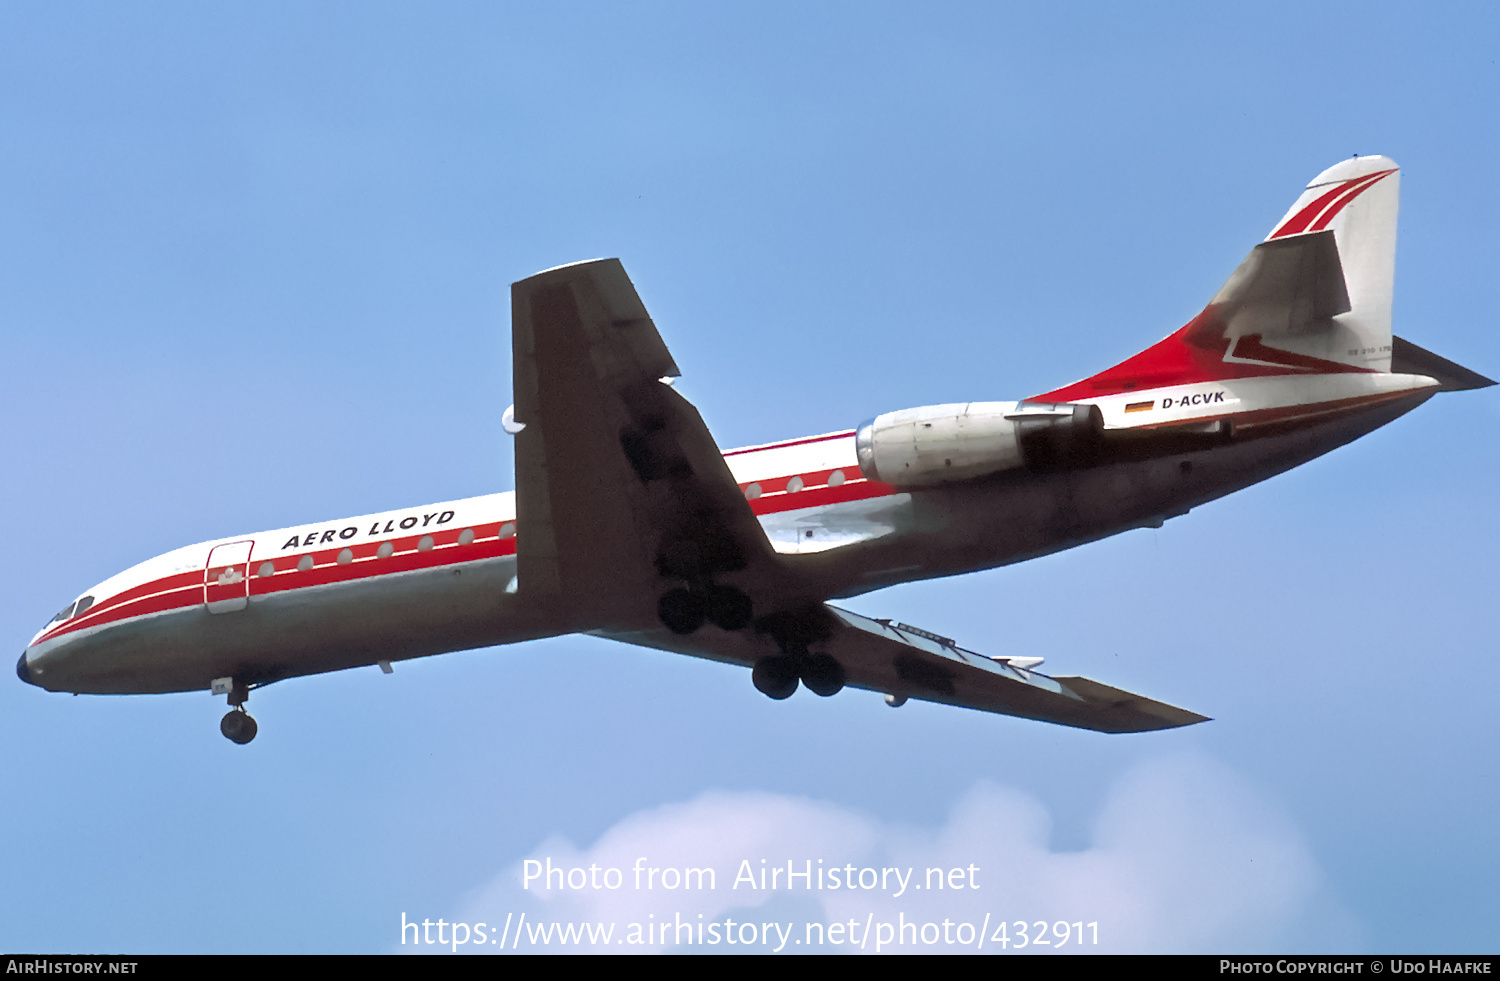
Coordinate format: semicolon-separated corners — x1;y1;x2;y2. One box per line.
212;676;258;744
220;709;258;744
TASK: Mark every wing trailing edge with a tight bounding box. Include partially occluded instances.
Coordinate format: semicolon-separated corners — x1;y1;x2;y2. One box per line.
605;605;1208;733
822;606;1209;733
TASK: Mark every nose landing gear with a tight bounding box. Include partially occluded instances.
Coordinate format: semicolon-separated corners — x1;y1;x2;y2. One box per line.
220;709;258;744
211;676;258;744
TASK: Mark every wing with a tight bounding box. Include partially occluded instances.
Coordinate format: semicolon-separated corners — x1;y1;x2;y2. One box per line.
510;259;789;630
513;259;1206;731
602;604;1207;734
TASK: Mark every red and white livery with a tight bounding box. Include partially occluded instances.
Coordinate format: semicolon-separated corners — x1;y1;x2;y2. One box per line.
19;156;1492;742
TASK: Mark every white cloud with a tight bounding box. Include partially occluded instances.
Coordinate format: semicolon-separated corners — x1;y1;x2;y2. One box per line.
417;753;1358;954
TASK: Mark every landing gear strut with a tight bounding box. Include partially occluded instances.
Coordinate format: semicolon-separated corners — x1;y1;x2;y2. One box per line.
705;586;753;631
212;676;258;744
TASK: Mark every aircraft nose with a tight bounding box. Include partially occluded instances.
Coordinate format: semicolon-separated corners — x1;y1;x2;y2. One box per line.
17;651;34;686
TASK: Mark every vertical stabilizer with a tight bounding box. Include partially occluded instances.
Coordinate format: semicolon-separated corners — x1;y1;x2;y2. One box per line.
1035;156;1404;406
1266;155;1400;371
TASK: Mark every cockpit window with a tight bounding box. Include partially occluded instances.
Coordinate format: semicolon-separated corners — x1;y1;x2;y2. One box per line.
48;595;95;626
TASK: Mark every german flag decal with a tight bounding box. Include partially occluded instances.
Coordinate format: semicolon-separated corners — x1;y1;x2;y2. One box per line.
1124;401;1155;413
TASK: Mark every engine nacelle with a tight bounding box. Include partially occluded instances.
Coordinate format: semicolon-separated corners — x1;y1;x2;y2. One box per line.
854;401;1103;487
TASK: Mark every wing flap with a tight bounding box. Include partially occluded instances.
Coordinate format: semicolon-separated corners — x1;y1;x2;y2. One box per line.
824;606;1208;733
604;604;1207;734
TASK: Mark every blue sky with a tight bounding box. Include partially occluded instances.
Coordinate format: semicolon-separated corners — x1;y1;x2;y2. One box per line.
3;2;1497;954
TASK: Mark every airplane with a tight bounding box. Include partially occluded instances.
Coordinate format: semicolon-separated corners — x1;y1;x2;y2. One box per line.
17;155;1493;744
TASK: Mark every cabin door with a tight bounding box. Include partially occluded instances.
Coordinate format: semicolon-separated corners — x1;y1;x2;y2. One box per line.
204;541;255;614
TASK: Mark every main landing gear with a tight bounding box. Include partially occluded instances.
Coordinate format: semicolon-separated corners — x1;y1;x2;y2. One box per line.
752;647;846;700
221;709;257;745
212;676;258;745
654;584;848;703
748;608;846;701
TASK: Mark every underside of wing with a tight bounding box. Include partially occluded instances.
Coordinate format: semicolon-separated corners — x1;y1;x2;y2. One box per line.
1390;336;1496;392
510;259;787;631
603;604;1207;734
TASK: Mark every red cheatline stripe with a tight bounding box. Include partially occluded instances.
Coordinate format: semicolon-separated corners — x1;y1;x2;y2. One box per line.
37;522;515;643
38;467;909;642
749;475;898;516
723;431;855;457
1182;387;1417;429
60;570;201;626
254;536;513;599
1099;387;1418;436
58;585;205;635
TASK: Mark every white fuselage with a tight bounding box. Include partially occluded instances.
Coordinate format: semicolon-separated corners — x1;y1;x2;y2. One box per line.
19;386;1431;698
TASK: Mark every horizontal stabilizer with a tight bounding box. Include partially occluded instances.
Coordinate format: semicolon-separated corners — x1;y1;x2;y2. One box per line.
1188;229;1350;344
1390;336;1496;391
